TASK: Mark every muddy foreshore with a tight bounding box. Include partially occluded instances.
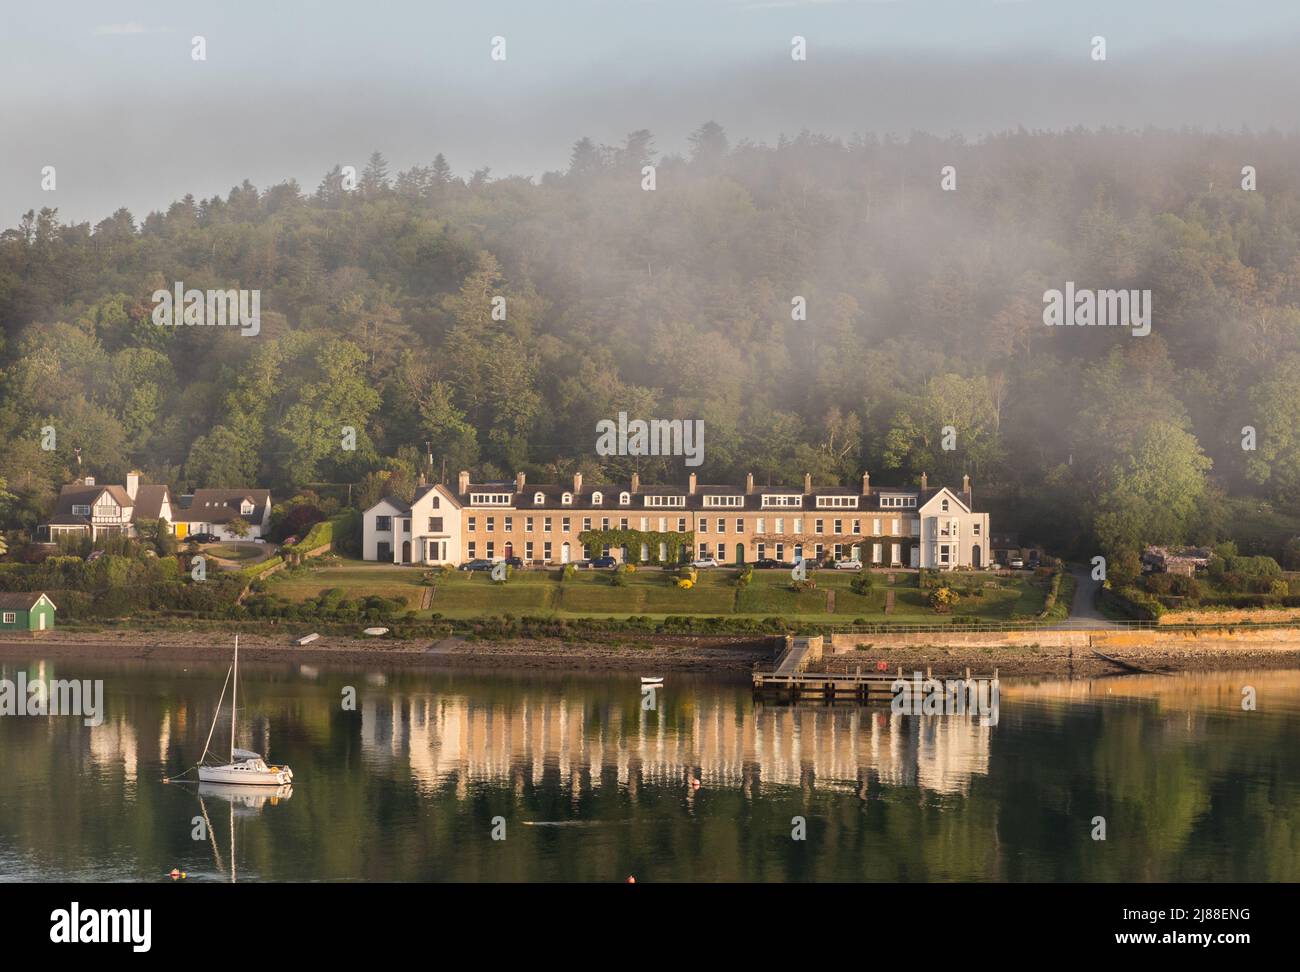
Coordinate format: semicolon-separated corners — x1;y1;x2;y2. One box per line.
4;627;1300;677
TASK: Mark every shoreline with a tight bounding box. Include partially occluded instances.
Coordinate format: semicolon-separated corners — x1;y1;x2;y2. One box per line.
4;627;1300;677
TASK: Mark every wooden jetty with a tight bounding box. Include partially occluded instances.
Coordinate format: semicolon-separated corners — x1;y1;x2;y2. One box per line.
754;659;999;705
755;635;997;705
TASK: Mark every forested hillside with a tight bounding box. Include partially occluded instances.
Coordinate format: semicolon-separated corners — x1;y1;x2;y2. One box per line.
4;124;1300;568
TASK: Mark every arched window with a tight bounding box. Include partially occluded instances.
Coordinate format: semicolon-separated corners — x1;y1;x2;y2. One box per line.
619;492;631;505
941;499;949;511
561;492;572;505
591;491;603;505
533;492;544;505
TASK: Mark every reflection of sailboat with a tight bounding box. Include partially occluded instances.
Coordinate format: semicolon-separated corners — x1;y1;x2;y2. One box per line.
197;636;294;786
196;782;293;884
198;782;294;812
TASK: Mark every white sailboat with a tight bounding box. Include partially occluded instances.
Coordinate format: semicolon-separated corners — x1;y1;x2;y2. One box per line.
197;636;294;786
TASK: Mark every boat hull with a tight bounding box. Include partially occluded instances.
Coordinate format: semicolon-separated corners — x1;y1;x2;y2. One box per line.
198;765;293;786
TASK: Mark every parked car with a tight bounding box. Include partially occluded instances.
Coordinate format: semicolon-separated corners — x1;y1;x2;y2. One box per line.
189;532;220;544
1009;557;1025;569
586;556;618;569
752;558;780;569
690;557;720;569
832;559;863;570
458;559;495;572
251;537;267;544
503;556;524;569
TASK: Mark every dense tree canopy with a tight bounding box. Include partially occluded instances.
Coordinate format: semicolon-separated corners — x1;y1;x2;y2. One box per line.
5;124;1300;561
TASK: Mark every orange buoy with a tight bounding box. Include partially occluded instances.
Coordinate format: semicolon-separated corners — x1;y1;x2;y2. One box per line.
626;875;636;884
168;868;182;880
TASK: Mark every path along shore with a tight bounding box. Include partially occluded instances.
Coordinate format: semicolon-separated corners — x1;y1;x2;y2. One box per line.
4;625;1300;678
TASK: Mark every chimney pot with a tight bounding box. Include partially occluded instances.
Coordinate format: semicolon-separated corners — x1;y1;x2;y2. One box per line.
745;472;755;495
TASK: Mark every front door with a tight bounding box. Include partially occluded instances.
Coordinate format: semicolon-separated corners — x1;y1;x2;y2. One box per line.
377;541;391;562
736;543;745;565
561;542;571;564
972;545;982;569
401;540;411;563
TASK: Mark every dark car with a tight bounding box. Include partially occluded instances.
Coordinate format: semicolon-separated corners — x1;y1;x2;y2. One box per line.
188;532;220;544
458;559;495;572
504;557;524;569
753;559;782;569
587;556;617;569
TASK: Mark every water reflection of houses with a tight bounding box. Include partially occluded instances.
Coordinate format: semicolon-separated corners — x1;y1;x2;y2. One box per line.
359;692;991;797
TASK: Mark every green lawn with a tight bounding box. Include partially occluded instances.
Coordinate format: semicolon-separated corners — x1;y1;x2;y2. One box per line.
268;564;429;610
264;561;1054;624
205;543;262;562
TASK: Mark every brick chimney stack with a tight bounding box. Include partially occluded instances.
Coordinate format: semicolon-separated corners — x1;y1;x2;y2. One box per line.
457;470;470;495
803;472;812;494
861;471;871;496
920;471;928;491
630;471;640;494
573;471;583;495
745;472;755;495
963;473;971;503
516;471;526;493
688;472;697;495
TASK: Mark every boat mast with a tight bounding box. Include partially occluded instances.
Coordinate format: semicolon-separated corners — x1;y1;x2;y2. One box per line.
230;635;238;761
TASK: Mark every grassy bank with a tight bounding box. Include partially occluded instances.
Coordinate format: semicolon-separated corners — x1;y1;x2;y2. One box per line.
258;560;1053;625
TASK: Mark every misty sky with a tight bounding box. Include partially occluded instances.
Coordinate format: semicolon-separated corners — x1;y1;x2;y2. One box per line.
5;0;1300;225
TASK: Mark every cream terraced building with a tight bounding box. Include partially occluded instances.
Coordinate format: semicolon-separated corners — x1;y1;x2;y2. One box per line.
362;469;989;570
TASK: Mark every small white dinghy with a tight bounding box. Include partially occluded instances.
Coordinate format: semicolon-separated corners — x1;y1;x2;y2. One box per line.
640;676;664;685
197;636;294;787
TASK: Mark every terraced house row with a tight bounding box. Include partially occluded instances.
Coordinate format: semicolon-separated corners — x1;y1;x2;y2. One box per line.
363;469;989;570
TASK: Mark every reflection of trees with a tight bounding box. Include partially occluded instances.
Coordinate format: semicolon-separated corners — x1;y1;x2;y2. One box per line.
1;664;1297;881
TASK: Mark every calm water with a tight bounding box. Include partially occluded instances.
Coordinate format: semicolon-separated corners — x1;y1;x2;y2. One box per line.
1;653;1298;882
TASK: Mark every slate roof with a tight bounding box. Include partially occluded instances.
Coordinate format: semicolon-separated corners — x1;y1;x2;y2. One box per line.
0;592;54;611
453;480;957;512
174;489;271;524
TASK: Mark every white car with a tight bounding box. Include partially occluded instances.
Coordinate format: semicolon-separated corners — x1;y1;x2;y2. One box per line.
832;560;863;570
690;558;720;569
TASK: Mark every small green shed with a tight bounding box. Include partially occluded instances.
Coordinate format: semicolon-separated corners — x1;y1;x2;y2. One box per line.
0;593;57;631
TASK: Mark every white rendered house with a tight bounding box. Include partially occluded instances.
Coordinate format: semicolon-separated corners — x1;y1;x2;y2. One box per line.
362;483;462;564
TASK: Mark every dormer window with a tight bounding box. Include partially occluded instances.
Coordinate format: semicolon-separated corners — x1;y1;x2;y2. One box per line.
619;492;630;505
240;500;254;515
591;491;603;505
643;494;685;508
761;494;803;508
470;492;513;506
561;492;573;505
